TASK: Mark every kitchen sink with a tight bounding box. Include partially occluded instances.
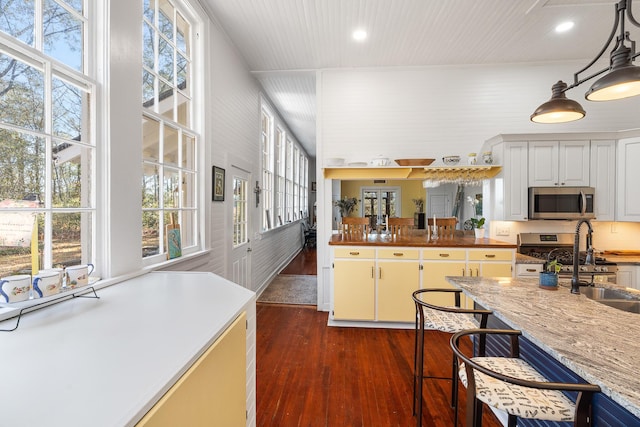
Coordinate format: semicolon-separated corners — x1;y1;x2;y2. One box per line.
580;287;640;314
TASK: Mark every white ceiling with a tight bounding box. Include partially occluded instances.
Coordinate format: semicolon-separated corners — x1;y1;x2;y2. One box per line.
200;0;636;156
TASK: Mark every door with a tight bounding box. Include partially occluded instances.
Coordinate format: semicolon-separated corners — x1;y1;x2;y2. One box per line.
230;167;251;288
362;187;400;229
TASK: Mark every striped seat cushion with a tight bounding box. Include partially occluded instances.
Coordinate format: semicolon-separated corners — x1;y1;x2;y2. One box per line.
459;357;576;422
422;307;478;333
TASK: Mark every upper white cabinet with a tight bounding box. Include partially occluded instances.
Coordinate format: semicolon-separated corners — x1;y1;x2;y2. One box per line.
528;140;590;187
616;137;640;221
484;140;528;221
590;140;615;221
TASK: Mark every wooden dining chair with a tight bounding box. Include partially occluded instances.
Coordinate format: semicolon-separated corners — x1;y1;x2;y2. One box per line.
427;217;457;238
341;216;369;237
388;217;415;237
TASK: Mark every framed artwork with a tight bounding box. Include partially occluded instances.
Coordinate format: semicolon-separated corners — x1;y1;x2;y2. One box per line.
311;181;317;192
212;166;225;201
166;224;182;259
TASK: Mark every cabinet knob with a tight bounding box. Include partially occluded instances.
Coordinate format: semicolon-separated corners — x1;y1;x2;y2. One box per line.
349;251;360;256
439;253;450;258
484;254;496;258
526;268;537;272
393;252;404;257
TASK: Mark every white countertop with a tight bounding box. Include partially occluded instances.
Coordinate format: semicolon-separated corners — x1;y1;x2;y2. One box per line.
0;271;255;427
446;276;640;419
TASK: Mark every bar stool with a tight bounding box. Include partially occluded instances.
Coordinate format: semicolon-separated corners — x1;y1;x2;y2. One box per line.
450;328;601;427
412;289;492;427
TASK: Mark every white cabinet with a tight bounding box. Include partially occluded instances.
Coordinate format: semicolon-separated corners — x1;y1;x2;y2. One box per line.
515;263;543;278
616;265;639;290
616;137;640;221
484;140;528;221
590;140;616;221
529;140;590;187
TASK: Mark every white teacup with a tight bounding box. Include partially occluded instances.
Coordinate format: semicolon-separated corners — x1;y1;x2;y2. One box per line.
33;269;63;298
65;264;94;288
0;274;32;303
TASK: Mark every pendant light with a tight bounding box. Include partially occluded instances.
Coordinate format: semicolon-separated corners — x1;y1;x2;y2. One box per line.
531;0;640;123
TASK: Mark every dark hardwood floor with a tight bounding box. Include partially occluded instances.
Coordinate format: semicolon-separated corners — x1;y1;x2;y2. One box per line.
280;247;317;275
256;304;502;427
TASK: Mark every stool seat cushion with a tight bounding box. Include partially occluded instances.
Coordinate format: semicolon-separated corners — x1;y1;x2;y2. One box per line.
423;308;478;333
459;357;575;422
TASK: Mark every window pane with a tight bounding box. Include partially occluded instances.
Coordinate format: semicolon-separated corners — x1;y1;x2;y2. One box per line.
0;53;45;131
233;177;248;247
61;0;83;14
142;163;159;208
0;0;35;45
181;134;195;169
0;210;41;277
52;141;91;208
51;211;91;266
142;116;160;161
182;171;195;208
176;12;190;55
142;71;155;107
163;167;179;208
157;0;174;41
0;130;45;201
143;22;155;70
52;77;84;141
176;91;190;126
142;210;160;257
157;36;174;83
181;209;195;247
43;0;83;71
143;0;155;23
176;52;187;90
163;124;178;165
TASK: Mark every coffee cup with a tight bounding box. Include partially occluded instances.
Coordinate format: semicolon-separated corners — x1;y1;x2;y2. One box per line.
65;263;94;288
0;274;32;303
33;269;63;298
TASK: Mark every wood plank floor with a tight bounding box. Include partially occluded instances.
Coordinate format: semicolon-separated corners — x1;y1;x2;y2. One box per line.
280;247;317;275
256;303;502;427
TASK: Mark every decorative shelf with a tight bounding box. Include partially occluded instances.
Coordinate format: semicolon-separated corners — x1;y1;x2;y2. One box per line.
422;165;502;181
323;165;502;181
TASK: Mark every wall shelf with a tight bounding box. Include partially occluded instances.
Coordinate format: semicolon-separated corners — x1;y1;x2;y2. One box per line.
323;165;502;181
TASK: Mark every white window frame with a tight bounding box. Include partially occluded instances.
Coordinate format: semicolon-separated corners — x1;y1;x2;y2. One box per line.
260;106;274;230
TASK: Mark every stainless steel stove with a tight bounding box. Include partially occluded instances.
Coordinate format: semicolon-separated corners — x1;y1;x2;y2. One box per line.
517;233;617;281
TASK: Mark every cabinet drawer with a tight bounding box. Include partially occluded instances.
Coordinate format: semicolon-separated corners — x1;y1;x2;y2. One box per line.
422;249;466;261
377;248;419;260
468;249;514;261
334;247;375;259
515;264;543;277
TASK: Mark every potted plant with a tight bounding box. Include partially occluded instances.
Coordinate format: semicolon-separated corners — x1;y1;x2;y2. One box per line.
412;198;424;213
540;259;561;289
333;197;358;217
470;217;485;239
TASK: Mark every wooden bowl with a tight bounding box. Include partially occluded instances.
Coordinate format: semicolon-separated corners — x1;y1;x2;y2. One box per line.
394;158;435;166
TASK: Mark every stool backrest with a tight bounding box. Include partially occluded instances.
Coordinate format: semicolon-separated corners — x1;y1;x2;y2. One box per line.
341;216;369;237
388;217;414;237
428;217;457;238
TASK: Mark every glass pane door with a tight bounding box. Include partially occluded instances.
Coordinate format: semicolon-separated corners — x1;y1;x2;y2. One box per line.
362;188;400;229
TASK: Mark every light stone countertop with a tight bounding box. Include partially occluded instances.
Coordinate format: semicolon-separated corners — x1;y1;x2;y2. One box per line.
446;276;640;419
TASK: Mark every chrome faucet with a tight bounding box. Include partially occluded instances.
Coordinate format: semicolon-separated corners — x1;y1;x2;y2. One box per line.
571;219;594;294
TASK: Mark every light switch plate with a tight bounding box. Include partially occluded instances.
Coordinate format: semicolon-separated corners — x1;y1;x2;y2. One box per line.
496;226;510;236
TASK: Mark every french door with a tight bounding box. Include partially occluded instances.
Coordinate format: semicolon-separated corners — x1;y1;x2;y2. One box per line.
361;187;401;228
230;168;251;288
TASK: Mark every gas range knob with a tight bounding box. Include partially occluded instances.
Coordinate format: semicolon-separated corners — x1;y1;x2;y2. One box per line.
579;266;589;272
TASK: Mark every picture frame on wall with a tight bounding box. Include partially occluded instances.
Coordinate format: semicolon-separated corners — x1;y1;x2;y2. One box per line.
212;166;225;201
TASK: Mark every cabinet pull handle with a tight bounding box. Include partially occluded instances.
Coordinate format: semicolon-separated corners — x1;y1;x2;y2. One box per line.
393;252;404;257
371;266;374;278
526;268;536;272
379;267;382;279
462;268;465;276
476;268;479;276
439;253;450;258
485;254;496;258
349;251;360;256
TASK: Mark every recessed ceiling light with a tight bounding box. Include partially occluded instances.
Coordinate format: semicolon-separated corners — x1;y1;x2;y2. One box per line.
352;29;367;41
555;21;574;33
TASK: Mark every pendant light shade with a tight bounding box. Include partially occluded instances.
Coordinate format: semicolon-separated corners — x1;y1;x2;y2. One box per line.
532;0;640;123
585;45;640;101
530;81;586;124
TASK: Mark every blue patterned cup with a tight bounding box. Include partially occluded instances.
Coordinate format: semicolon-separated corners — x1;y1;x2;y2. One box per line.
0;274;32;303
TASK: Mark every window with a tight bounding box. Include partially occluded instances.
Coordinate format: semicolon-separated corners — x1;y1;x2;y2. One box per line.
0;1;95;277
260;107;274;230
142;0;198;259
233;176;248;247
285;138;293;222
275;127;285;226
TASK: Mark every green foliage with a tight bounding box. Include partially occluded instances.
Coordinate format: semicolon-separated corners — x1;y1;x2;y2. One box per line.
546;259;562;274
334;197;358;217
470;217;485;229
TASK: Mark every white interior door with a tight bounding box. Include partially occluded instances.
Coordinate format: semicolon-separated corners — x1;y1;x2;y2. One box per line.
230;168;251;288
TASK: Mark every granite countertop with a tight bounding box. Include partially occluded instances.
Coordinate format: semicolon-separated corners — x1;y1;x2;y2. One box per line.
329;233;516;248
603;255;640;265
446;276;640;418
515;253;545;264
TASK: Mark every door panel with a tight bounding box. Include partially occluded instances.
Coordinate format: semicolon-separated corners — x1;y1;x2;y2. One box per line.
230;168;251;288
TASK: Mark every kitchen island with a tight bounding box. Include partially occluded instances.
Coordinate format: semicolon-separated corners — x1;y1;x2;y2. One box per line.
329;233;516;326
0;271;256;427
446;276;640;424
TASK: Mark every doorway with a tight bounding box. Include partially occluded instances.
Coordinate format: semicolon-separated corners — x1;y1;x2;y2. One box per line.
230;167;251;288
361;187;401;228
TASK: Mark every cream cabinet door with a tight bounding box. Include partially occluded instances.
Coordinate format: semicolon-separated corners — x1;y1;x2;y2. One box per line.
377;260;420;322
333;259;375;320
422;261;468;307
137;312;246;427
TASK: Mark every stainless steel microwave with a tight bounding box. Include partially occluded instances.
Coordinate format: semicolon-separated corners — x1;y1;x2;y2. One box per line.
528;187;595;220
